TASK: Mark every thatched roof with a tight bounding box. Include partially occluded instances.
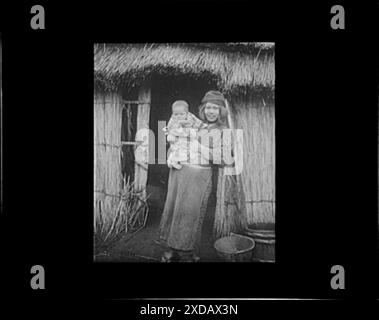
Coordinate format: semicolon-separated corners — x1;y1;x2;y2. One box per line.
94;43;275;94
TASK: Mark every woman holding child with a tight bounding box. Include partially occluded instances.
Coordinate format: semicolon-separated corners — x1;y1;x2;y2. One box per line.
157;90;233;262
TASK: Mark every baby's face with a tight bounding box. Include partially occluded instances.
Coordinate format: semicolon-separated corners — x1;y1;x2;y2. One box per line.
172;105;187;121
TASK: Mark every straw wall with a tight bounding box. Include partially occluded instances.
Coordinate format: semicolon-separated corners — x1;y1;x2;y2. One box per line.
230;94;275;225
94;90;123;228
214;167;248;238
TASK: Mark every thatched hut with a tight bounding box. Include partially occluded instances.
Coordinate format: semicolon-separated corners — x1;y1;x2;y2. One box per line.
94;43;275;240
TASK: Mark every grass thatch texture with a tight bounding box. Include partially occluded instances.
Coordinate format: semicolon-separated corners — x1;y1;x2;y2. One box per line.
94;43;275;94
231;95;275;224
214;168;248;239
183;42;275;53
213;99;248;238
94;176;149;255
94;91;123;228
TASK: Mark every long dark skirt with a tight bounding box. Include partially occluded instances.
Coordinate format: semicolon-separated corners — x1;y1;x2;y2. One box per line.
158;165;213;253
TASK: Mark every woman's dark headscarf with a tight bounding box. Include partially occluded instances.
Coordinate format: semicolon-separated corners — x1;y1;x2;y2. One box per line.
198;90;228;126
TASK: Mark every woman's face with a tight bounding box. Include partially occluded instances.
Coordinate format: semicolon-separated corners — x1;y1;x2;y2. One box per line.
204;102;220;123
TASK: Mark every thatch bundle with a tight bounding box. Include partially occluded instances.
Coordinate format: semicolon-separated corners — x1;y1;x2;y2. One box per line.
213;99;248;238
231;94;275;224
94;176;149;254
94;91;123;228
94;89;149;248
214;168;248;238
94;43;274;94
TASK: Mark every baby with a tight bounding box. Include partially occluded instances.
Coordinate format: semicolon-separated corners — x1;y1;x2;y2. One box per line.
163;100;207;169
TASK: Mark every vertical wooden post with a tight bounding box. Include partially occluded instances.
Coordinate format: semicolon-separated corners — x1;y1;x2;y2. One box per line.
134;80;151;198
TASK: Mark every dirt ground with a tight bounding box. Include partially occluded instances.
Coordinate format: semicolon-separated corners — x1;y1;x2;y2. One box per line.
95;186;222;263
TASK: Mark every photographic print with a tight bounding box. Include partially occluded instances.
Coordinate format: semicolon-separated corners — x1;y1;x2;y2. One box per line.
93;43;275;263
1;1;379;310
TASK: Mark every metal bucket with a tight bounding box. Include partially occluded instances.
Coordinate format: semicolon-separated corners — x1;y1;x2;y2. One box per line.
244;228;275;263
214;233;255;262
